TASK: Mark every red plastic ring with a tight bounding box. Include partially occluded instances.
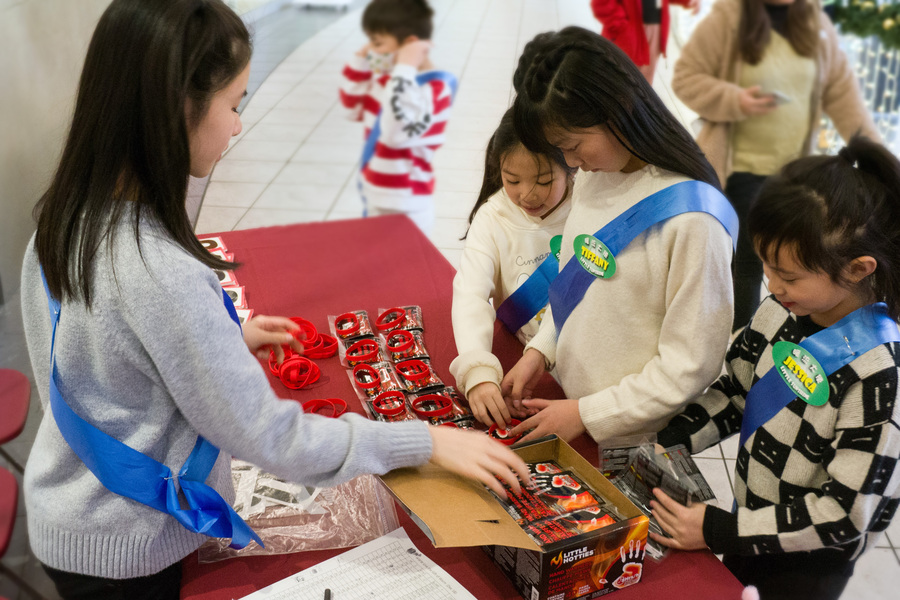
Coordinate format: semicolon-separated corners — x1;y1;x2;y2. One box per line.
347;338;380;363
396;359;429;382
268;346;296;376
290;317;320;349
353;364;380;389
302;398;347;418
306;334;338;359
386;330;414;353
335;312;361;337
375;307;406;331
487;419;523;445
373;391;407;417
411;394;452;418
279;356;320;389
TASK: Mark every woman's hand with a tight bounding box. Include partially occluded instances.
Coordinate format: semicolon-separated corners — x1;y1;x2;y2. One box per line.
500;348;546;411
649;488;709;551
467;382;512;428
738;85;777;117
242;315;304;364
428;426;532;499
509;398;585;443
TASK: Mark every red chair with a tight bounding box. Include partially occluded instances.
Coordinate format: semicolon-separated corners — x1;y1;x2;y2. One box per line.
0;466;47;599
0;369;30;474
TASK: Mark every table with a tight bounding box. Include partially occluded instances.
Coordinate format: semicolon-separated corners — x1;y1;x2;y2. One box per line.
180;215;744;599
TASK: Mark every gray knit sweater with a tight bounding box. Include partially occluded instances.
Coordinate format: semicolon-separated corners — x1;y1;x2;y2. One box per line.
20;215;432;579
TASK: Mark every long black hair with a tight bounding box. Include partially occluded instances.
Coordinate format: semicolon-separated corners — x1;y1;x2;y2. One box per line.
512;26;720;190
750;135;900;320
465;107;574;235
739;0;817;66
34;0;252;307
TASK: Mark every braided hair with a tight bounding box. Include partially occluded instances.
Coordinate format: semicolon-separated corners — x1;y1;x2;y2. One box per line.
749;135;900;319
512;26;719;190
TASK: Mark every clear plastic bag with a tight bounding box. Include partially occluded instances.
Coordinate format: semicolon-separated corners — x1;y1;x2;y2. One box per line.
197;460;399;563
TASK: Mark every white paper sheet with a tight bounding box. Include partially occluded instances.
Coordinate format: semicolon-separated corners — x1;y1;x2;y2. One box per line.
239;527;476;600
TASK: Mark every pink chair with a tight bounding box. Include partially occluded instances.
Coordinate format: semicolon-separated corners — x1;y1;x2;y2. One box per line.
0;369;30;474
0;466;47;599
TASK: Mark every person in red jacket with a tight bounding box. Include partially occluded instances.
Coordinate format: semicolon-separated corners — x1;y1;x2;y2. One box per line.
591;0;699;84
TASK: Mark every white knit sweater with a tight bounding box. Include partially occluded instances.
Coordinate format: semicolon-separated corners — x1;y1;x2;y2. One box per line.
450;188;571;395
525;165;734;442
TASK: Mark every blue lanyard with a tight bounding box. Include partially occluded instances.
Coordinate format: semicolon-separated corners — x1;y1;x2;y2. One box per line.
41;269;262;549
739;302;900;450
545;180;738;336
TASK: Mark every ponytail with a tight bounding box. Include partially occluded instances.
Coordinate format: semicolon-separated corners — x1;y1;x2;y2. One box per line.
750;135;900;319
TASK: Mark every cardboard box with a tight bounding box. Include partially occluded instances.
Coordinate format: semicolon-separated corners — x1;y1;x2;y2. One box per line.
381;436;650;600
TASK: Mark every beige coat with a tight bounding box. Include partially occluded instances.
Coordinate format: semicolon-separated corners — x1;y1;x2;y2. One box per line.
673;0;879;185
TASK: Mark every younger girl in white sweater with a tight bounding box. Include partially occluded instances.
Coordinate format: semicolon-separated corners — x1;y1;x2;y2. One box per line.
450;108;574;428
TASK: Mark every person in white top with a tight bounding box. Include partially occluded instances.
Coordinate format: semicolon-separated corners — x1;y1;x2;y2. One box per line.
450;109;574;428
502;27;735;444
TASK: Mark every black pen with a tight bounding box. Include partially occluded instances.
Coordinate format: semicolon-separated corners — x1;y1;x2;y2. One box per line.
324;589;332;600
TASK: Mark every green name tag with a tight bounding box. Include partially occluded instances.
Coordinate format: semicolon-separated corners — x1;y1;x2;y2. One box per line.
772;341;830;406
550;235;562;262
574;234;616;279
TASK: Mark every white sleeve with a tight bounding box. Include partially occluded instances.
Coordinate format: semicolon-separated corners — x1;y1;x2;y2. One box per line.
450;213;504;394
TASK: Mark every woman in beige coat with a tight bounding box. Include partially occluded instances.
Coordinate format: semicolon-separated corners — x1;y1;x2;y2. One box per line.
673;0;878;330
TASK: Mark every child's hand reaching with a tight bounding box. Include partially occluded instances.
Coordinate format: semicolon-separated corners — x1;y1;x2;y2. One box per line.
428;426;532;500
649;488;709;551
356;42;372;58
508;398;585;443
467;382;512;428
396;38;432;69
242;315;304;364
500;348;546;411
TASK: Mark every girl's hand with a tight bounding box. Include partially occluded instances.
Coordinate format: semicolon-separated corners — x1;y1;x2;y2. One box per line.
687;0;701;15
649;488;709;551
428;426;532;499
467;382;512;428
356;42;371;58
500;349;546;410
509;398;585;443
396;38;432;69
242;315;304;364
738;85;777;117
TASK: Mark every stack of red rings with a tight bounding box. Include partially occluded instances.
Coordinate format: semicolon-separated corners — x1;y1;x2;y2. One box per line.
267;317;337;390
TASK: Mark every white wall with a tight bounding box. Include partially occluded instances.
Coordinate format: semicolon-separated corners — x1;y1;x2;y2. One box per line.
0;0;111;303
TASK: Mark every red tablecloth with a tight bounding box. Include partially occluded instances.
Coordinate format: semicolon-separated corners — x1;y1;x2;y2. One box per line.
180;215;744;599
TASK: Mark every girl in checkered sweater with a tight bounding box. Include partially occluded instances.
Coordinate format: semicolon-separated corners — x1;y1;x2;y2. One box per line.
652;136;900;600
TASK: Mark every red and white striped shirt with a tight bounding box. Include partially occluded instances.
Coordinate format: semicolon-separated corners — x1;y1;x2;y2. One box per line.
340;55;454;211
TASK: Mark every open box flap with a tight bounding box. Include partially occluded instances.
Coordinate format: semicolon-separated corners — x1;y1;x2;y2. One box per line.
380;463;541;551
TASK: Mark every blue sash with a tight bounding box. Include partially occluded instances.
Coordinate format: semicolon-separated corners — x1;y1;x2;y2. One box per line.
496;251;559;334
41;271;262;549
359;70;459;216
738;302;900;450
548;180;738;335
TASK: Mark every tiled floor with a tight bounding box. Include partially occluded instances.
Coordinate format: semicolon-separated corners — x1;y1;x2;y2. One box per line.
3;0;900;598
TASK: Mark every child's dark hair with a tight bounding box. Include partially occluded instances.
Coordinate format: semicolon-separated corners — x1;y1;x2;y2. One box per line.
464;108;574;238
749;136;900;319
35;0;251;307
512;26;720;190
362;0;434;41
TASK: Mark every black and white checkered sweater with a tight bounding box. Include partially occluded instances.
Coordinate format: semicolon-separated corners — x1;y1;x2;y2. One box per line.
658;296;900;568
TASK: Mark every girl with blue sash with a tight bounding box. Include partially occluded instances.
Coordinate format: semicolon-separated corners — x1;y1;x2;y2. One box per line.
652;137;900;600
449;108;574;429
502;27;737;445
20;2;529;598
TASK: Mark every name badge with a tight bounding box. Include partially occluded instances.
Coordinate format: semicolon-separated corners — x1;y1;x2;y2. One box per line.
574;234;616;279
772;341;829;406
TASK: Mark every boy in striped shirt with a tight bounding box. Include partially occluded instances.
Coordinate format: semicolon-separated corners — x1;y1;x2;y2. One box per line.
339;0;455;236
